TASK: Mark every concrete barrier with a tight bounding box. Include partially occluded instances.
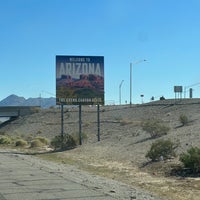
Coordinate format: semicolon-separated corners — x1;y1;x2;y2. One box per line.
0;106;40;117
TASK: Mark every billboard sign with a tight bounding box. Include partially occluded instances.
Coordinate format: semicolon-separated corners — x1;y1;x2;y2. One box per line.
56;55;104;105
174;86;183;93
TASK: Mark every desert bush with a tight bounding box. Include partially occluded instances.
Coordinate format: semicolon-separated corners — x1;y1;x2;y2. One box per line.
71;132;87;144
30;139;44;148
51;136;62;149
142;119;170;138
35;136;49;145
0;136;12;145
36;130;42;135
179;114;189;126
180;147;200;173
146;139;177;161
15;139;28;147
51;134;77;150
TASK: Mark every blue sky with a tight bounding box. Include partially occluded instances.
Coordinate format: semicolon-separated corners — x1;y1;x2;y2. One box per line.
1;0;200;104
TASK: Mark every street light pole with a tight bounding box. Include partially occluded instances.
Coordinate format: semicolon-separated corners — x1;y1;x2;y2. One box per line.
130;63;132;106
119;80;124;105
184;82;200;98
130;59;146;107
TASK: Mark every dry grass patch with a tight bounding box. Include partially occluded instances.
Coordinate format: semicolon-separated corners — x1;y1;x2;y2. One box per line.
36;148;200;200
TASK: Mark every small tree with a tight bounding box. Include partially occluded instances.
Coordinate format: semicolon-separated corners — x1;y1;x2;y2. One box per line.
180;147;200;173
146;139;177;161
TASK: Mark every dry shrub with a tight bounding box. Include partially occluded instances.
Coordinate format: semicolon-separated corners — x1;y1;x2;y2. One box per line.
51;134;77;150
180;147;200;173
71;132;87;144
179;114;189;126
142;119;170;138
15;139;28;147
30;139;44;148
0;136;12;145
146;139;177;161
35;136;49;145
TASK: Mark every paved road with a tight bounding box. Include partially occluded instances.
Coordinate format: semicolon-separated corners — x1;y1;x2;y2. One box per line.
0;150;116;200
0;150;164;200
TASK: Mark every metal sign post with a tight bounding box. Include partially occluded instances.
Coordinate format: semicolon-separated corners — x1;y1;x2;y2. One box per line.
61;104;64;148
79;104;82;145
97;104;100;141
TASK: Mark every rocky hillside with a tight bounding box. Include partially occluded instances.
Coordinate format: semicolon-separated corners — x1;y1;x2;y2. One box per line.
1;98;200;157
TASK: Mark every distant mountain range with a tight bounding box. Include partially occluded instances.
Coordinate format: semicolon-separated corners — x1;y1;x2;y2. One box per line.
0;94;56;108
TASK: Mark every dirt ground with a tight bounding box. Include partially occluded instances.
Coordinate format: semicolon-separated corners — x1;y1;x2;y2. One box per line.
1;98;200;200
41;144;200;200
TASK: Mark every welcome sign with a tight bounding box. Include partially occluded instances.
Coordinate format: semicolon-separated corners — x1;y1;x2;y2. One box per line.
56;55;104;105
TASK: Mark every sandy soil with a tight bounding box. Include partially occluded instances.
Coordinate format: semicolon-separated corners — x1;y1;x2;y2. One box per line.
1;98;200;200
